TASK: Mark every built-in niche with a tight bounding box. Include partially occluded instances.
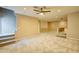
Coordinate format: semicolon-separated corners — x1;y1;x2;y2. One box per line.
58;28;65;32
57;19;67;38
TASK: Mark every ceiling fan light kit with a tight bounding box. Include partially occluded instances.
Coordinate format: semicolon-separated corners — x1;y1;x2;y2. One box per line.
39;13;44;15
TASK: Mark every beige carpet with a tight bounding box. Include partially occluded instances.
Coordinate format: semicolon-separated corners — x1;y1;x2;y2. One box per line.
0;32;79;53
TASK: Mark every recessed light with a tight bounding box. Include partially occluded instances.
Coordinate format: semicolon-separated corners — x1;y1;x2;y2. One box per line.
24;8;26;10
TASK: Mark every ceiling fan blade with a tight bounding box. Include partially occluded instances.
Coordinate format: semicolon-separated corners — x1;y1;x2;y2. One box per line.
33;6;38;8
33;6;51;14
41;11;51;12
36;13;40;14
43;6;46;9
33;9;41;12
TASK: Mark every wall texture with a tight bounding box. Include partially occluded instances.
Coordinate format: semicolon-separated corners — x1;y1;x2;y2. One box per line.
15;14;40;39
39;21;48;32
58;20;67;28
67;13;79;39
48;21;59;32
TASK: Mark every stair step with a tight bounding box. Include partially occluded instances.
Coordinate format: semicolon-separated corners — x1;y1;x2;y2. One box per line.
0;40;16;47
0;35;15;42
0;36;15;40
0;40;16;44
0;34;16;47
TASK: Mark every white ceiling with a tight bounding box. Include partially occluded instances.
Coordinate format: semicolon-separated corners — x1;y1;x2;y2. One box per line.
2;6;79;21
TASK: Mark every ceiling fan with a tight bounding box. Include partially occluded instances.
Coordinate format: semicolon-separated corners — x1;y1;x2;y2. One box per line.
33;6;51;15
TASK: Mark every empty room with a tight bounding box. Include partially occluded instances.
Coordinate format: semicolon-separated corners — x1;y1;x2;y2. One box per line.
0;6;79;53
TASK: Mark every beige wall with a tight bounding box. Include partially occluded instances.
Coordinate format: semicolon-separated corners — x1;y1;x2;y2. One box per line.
15;14;40;39
58;20;67;28
67;13;79;39
48;21;59;32
39;21;48;32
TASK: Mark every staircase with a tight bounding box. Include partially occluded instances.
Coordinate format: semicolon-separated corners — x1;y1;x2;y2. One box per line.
0;34;16;47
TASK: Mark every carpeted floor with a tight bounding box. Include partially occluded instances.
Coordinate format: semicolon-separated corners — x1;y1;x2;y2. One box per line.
0;32;79;53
